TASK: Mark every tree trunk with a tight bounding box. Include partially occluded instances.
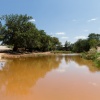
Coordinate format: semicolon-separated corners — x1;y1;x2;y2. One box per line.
13;46;18;51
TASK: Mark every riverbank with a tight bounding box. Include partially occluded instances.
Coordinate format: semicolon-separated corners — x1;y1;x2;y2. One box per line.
1;52;54;59
51;50;71;54
82;48;100;67
0;51;81;59
0;46;80;59
0;46;54;59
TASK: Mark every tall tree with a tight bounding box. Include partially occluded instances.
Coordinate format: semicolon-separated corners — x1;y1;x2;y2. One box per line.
64;41;71;51
72;39;90;53
88;33;100;48
0;21;2;40
0;14;61;52
0;14;37;51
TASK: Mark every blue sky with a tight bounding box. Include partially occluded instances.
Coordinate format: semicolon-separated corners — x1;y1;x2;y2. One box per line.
0;0;100;44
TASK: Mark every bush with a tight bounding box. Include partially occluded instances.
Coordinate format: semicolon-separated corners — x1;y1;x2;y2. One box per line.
82;48;97;60
82;48;100;67
95;57;100;67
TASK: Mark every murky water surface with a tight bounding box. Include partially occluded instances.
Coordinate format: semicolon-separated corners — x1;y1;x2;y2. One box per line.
0;55;100;100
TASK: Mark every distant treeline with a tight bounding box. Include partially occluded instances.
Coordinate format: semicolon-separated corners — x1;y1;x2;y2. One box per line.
0;14;100;52
64;33;100;53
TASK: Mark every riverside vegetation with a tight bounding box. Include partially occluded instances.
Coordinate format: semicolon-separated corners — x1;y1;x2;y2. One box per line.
0;14;100;66
82;48;100;67
0;14;61;52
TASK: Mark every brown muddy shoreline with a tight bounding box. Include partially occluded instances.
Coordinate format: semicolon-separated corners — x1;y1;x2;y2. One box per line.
0;49;80;59
0;51;55;59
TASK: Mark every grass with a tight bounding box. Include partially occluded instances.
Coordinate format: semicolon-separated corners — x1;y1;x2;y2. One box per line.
51;50;72;54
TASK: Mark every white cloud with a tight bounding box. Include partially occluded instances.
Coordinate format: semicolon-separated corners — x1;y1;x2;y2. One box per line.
29;19;35;22
74;36;87;39
61;36;69;39
88;18;97;22
56;32;65;35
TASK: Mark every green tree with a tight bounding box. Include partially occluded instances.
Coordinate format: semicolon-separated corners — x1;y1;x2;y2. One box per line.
0;21;3;41
88;33;100;48
0;14;38;51
38;30;50;51
0;14;61;52
38;30;60;51
88;33;100;41
72;39;90;53
64;41;71;51
51;37;60;50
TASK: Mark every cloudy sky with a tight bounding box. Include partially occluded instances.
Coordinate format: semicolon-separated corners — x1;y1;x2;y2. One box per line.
0;0;100;44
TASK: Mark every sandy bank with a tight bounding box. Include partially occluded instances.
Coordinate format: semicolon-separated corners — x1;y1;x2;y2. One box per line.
1;52;54;59
0;46;11;50
0;46;53;59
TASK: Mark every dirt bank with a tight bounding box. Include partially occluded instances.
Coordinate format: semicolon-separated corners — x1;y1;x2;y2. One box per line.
1;52;54;59
0;46;54;59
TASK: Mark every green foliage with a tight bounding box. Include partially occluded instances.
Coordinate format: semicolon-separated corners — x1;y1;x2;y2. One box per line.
0;14;34;48
72;39;90;53
95;57;100;67
64;41;72;51
94;53;100;67
0;14;100;54
82;49;100;67
0;21;4;41
82;48;97;60
71;33;100;53
88;33;100;41
0;14;61;52
88;33;100;48
94;52;100;58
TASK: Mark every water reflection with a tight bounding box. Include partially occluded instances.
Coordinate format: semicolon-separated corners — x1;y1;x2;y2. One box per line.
65;55;100;72
0;55;100;100
0;61;6;70
0;56;62;95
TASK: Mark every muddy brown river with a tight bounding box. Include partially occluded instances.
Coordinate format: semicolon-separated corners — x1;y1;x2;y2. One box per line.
0;55;100;100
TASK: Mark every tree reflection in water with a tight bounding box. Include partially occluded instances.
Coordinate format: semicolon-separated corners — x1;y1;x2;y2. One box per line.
65;55;100;72
0;54;99;98
0;56;62;95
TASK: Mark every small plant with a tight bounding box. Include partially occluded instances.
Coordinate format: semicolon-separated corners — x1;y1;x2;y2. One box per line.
94;57;100;67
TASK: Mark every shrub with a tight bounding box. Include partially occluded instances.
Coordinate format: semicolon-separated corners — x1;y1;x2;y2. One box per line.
95;57;100;67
